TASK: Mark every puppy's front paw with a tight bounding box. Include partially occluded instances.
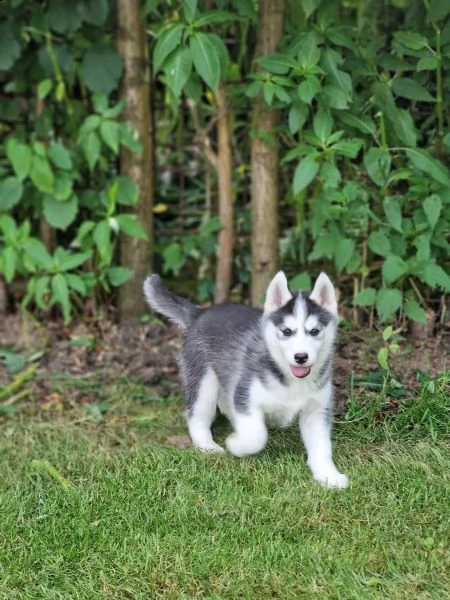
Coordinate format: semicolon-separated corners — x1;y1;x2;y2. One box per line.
314;470;349;489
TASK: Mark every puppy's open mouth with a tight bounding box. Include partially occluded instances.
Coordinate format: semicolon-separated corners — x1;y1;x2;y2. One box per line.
289;365;311;378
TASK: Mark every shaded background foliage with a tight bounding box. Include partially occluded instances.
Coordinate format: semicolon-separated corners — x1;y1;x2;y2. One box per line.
0;0;449;331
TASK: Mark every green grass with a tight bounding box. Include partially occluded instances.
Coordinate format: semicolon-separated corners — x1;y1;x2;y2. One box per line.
0;372;449;599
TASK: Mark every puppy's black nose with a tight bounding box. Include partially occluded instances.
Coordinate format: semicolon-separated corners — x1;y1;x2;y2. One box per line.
294;352;308;365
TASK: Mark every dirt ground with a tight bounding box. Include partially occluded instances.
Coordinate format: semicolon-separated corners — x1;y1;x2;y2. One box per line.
0;310;448;414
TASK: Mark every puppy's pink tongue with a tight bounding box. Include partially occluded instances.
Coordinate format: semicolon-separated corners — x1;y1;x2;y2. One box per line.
290;365;310;378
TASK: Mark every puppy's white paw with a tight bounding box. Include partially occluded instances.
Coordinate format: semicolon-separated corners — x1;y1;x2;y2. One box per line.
225;433;266;457
196;442;225;453
314;470;349;489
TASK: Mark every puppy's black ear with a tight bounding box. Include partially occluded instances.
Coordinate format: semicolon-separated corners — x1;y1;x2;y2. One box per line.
264;271;292;314
310;272;337;316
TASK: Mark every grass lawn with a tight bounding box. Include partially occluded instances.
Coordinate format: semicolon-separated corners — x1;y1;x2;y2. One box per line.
0;372;449;599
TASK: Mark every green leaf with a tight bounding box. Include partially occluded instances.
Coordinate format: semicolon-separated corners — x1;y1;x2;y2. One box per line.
35;275;50;309
43;195;78;231
420;264;450;291
2;247;17;283
338;113;376;135
82;132;101;171
83;0;109;26
300;0;321;19
116;214;148;240
423;194;442;229
107;267;134;286
256;53;295;75
392;78;434;102
394;31;428;50
320;162;341;188
393;108;417;147
115;176;139;206
293;156;319;194
66;274;87;295
404;299;427;324
417;56;439;71
353;288;376;307
364;148;391;187
427;0;450;22
58;251;90;272
120;124;143;153
335;238;355;272
80;45;123;94
323;85;348;109
297;75;321;103
376;288;402;321
313;108;333;144
163;47;193;98
93;221;111;253
48;142;72;170
368;231;391;257
153;23;185;74
332;139;363;158
321;48;352;101
0;177;23;211
289;272;311;291
48;0;84;32
23;239;54;270
193;10;240;26
383;197;403;232
53;172;73;201
382;255;408;284
377;347;389;371
6;139;32;180
406;148;450;187
298;35;321;69
30;156;54;193
190;33;221;90
100;120;120;154
0;23;21;70
288;102;308;135
51;273;71;323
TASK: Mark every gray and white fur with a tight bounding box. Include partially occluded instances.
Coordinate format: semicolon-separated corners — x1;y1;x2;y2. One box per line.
143;271;348;489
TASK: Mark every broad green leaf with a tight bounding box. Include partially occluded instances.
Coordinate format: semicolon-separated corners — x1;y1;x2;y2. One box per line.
321;48;352;101
288;102;308;135
415;234;431;261
420;263;450;291
417;56;439;71
78;114;101;139
30;155;54;193
394;31;428;50
58;251;90;271
298;36;321;69
320;162;341;188
289;272;312;291
392;78;434;102
293;156;319;194
0;215;17;239
256;53;294;75
2;247;17;283
23;239;54;270
190;33;221;90
353;288;376;306
43;195;78;231
6;139;32;180
83;0;109;26
308;234;338;261
0;177;23;211
383;197;403;232
48;0;84;32
332;139;363;158
323;85;348;109
0;24;21;70
393;108;417;147
376;288;402;321
335;238;355;272
297;75;321;103
183;0;198;21
313;109;333;144
162;242;184;274
427;0;450;22
382;254;408;284
82;132;101;171
53;172;73;201
100;120;120;153
48;142;72;170
423;194;442;229
163;47;193;98
300;0;321;19
120;124;143;153
404;299;427;324
193;10;240;26
115;176;139;206
338;113;376;135
406;148;450;187
377;347;389;370
116;214;148;239
80;45;123;94
66;274;87;295
51;273;71;323
153;23;185;74
107;267;134;286
368;231;391;257
93;221;111;252
364;148;391;186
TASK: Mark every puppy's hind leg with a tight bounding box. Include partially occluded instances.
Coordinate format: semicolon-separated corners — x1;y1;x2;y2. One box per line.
183;366;224;453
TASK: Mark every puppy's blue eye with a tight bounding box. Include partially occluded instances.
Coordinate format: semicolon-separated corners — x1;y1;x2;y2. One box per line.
281;328;293;337
310;328;320;337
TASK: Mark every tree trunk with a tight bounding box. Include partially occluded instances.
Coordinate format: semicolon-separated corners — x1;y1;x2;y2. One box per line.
116;0;154;321
214;83;233;304
250;0;285;306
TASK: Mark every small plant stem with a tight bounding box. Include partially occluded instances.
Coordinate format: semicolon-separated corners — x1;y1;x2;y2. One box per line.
434;26;444;157
0;364;37;402
408;276;427;309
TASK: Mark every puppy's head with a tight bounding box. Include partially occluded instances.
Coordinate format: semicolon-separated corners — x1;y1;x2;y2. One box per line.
263;271;338;379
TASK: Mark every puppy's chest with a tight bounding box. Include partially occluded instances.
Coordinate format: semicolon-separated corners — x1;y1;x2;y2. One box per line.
250;378;312;427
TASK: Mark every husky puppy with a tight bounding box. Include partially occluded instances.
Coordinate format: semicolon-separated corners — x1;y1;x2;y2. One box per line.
143;271;348;489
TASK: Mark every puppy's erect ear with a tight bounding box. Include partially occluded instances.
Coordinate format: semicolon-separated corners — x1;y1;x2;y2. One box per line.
264;271;292;314
310;272;338;316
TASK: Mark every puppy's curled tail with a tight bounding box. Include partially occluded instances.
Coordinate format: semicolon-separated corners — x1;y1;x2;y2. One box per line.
143;274;201;330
